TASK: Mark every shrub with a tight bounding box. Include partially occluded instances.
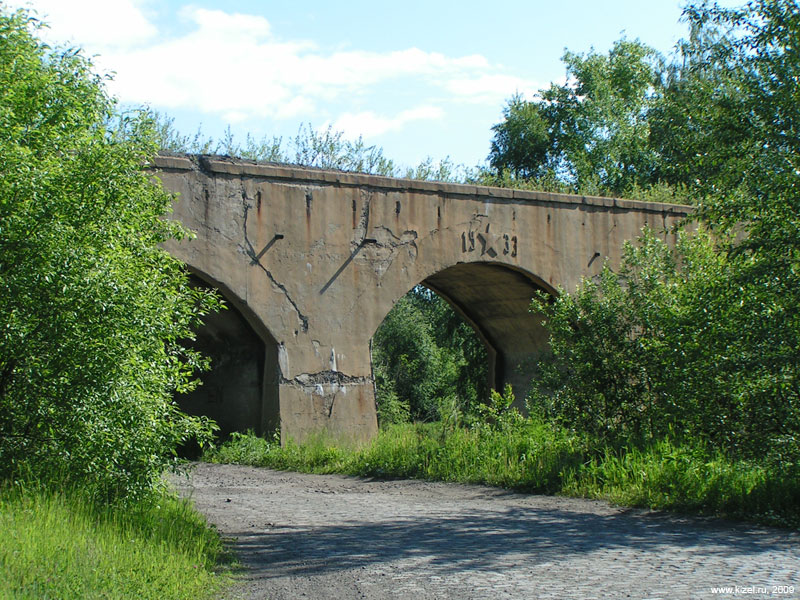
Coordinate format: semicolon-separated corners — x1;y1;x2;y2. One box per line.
0;7;218;501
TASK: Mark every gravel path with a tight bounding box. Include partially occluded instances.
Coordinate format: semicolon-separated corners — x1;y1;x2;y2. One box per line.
176;462;800;600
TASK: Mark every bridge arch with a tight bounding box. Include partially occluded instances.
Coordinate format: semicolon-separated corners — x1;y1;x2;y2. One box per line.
177;269;280;438
373;260;555;408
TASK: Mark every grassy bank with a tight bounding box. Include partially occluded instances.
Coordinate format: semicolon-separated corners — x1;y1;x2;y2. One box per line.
0;482;229;600
206;421;800;529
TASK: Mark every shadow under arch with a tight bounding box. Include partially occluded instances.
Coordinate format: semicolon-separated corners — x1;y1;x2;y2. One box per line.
177;268;280;439
419;261;556;406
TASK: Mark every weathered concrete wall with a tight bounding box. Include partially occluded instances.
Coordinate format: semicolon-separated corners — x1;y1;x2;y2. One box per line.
154;154;691;443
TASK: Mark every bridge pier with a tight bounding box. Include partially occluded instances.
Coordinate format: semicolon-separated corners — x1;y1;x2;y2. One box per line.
278;380;378;444
275;339;378;443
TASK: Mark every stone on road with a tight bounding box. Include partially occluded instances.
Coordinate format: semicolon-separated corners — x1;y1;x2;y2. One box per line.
176;462;799;600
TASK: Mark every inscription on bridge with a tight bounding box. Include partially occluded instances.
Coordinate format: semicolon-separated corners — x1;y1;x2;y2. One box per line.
461;224;517;258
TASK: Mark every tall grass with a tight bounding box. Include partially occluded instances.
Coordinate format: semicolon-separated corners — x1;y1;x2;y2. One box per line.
0;481;229;600
350;421;588;492
562;441;800;524
206;421;800;529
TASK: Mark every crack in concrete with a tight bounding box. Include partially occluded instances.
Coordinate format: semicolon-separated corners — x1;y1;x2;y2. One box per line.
358;225;418;280
280;371;372;418
281;371;371;386
362;225;419;270
241;194;309;332
371;225;418;251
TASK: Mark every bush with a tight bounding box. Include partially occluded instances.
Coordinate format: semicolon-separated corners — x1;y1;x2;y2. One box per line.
0;7;218;501
529;226;800;462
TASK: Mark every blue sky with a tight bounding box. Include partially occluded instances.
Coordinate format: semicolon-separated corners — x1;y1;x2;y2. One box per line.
8;0;742;169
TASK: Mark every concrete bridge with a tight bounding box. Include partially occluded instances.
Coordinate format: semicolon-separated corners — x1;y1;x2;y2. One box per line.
153;154;691;443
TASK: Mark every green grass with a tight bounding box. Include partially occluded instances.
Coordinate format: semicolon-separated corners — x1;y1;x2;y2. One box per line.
349;421;588;492
0;481;231;600
206;421;800;529
562;441;800;525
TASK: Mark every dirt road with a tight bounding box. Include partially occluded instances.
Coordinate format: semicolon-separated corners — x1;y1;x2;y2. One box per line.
176;462;799;600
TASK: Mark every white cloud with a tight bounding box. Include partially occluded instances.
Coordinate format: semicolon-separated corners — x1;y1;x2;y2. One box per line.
183;7;272;41
332;106;445;139
443;74;542;104
95;8;305;115
222;110;250;124
8;2;530;137
6;0;157;49
93;7;501;124
275;96;316;120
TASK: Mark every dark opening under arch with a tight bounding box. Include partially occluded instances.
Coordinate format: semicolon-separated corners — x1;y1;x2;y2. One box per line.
177;274;280;439
422;262;554;407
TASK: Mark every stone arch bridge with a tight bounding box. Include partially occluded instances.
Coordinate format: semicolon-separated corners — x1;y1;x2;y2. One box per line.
153;154;690;443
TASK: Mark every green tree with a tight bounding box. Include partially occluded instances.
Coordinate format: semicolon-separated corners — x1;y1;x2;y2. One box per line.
372;287;487;425
661;0;800;461
648;0;800;201
407;287;488;410
0;7;218;500
488;40;659;195
372;293;451;423
489;0;800;465
488;94;552;179
697;0;800;463
647;22;755;194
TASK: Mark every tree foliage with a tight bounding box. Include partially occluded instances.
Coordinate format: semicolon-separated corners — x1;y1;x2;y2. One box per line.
0;8;218;500
526;0;800;465
532;227;799;463
649;0;800;201
489;39;659;195
372;287;487;425
488;0;800;200
488;94;552;180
